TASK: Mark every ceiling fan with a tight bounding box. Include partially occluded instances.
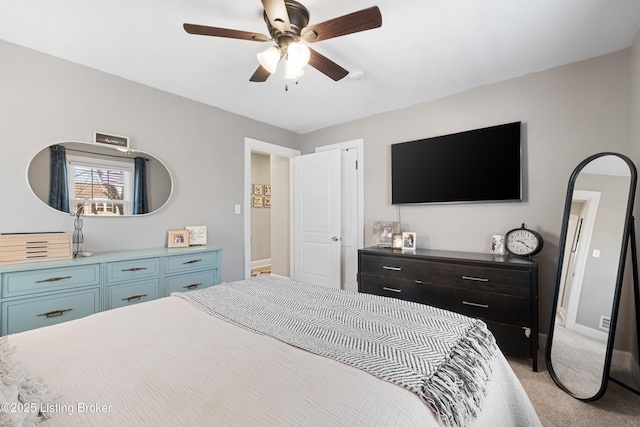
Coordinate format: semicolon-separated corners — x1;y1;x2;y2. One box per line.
183;0;382;83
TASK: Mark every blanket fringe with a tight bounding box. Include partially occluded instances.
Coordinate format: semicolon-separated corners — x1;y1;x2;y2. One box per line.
420;322;498;427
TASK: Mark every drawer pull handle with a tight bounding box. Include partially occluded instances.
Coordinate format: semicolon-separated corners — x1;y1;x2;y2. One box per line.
382;287;402;293
382;266;402;271
37;309;72;318
183;259;203;265
36;276;72;283
122;267;148;272
184;283;202;290
462;301;489;309
122;294;148;302
26;240;48;244
462;276;489;282
415;280;423;284
26;246;48;249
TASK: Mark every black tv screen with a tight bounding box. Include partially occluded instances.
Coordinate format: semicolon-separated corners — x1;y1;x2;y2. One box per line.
391;122;522;205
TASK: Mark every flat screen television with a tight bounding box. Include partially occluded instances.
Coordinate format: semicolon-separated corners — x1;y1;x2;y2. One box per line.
391;122;522;205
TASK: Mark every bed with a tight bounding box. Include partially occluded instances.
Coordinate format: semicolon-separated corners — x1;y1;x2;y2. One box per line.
1;276;541;427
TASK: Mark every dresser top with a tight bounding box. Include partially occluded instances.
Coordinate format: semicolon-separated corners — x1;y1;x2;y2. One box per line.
359;246;538;267
0;246;222;273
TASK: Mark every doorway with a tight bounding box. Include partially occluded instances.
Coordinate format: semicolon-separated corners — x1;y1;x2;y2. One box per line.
244;137;364;290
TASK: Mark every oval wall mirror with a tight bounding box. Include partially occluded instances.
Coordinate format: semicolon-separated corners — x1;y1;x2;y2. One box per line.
27;141;173;216
546;152;637;400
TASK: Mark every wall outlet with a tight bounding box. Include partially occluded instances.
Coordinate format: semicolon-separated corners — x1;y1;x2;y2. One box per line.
234;204;241;214
593;249;601;258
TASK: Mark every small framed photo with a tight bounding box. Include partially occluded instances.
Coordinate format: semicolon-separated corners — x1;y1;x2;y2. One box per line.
402;232;416;251
491;234;505;255
253;184;264;195
391;232;403;249
168;229;189;248
264;197;271;208
252;196;263;208
264;185;271;196
186;225;207;246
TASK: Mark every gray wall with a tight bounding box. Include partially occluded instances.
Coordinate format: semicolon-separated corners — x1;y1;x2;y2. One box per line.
300;49;633;336
0;40;298;281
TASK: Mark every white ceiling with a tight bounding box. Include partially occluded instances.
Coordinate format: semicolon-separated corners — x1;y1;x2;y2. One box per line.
1;0;640;134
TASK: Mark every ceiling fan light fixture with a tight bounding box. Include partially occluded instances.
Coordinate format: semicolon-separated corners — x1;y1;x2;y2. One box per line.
286;42;311;70
284;59;305;80
257;46;281;74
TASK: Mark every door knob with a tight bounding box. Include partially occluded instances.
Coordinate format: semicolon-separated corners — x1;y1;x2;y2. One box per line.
331;236;339;241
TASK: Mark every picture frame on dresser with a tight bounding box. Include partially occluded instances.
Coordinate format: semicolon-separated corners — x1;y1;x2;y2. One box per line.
168;229;189;248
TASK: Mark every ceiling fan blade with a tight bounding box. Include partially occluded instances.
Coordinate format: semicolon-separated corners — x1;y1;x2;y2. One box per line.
183;23;269;42
250;64;272;82
308;48;349;81
301;6;382;42
261;0;291;32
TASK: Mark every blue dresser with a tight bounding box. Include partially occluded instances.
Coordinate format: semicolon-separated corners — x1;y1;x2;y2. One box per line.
0;247;222;335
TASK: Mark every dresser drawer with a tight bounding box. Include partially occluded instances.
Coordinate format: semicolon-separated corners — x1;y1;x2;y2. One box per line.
430;262;530;297
359;254;430;282
0;233;72;265
1;288;100;335
427;284;530;326
107;279;159;310
484;319;532;359
165;251;219;275
1;264;100;298
106;258;160;283
359;273;427;303
166;270;218;294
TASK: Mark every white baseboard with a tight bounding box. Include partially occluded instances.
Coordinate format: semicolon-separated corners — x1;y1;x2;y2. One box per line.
251;259;271;269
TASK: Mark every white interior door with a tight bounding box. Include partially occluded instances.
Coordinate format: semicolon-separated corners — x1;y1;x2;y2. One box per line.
293;150;341;288
340;149;359;291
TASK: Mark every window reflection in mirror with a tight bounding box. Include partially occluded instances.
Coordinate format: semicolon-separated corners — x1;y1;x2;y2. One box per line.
27;141;172;216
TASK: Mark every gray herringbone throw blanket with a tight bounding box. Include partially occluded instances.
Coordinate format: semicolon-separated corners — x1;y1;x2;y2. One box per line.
174;276;498;427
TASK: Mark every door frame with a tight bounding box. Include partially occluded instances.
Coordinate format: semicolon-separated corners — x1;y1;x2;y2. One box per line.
244;137;301;279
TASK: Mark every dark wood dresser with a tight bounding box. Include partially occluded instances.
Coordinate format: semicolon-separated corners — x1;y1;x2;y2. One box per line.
358;247;538;371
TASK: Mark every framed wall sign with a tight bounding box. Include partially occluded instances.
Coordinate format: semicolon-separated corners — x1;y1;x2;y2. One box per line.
186;225;207;245
93;131;130;149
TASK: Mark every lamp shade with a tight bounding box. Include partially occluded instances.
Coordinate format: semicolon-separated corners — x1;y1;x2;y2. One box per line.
284;60;305;80
286;42;310;71
257;46;281;74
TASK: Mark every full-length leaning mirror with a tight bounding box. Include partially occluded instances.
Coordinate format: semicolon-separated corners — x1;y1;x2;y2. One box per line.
546;152;638;400
27;141;173;216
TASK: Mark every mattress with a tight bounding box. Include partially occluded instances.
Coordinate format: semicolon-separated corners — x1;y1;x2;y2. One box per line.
7;282;541;426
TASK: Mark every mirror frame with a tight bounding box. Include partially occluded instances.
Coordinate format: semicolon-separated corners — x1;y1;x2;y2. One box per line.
545;152;637;401
27;141;174;217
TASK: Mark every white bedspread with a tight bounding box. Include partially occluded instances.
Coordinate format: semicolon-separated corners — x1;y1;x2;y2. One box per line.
8;295;541;426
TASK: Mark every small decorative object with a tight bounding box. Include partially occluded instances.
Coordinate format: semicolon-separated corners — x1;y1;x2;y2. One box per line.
264;197;271;208
372;221;400;248
71;207;84;258
491;234;505;255
264;185;271;196
93;131;129;149
168;229;189;248
253;184;264;195
186;226;207;246
402;232;416;251
391;233;403;249
505;223;544;257
253;196;263;208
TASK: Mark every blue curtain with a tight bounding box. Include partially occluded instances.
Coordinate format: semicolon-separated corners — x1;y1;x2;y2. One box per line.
133;157;149;215
48;144;69;213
